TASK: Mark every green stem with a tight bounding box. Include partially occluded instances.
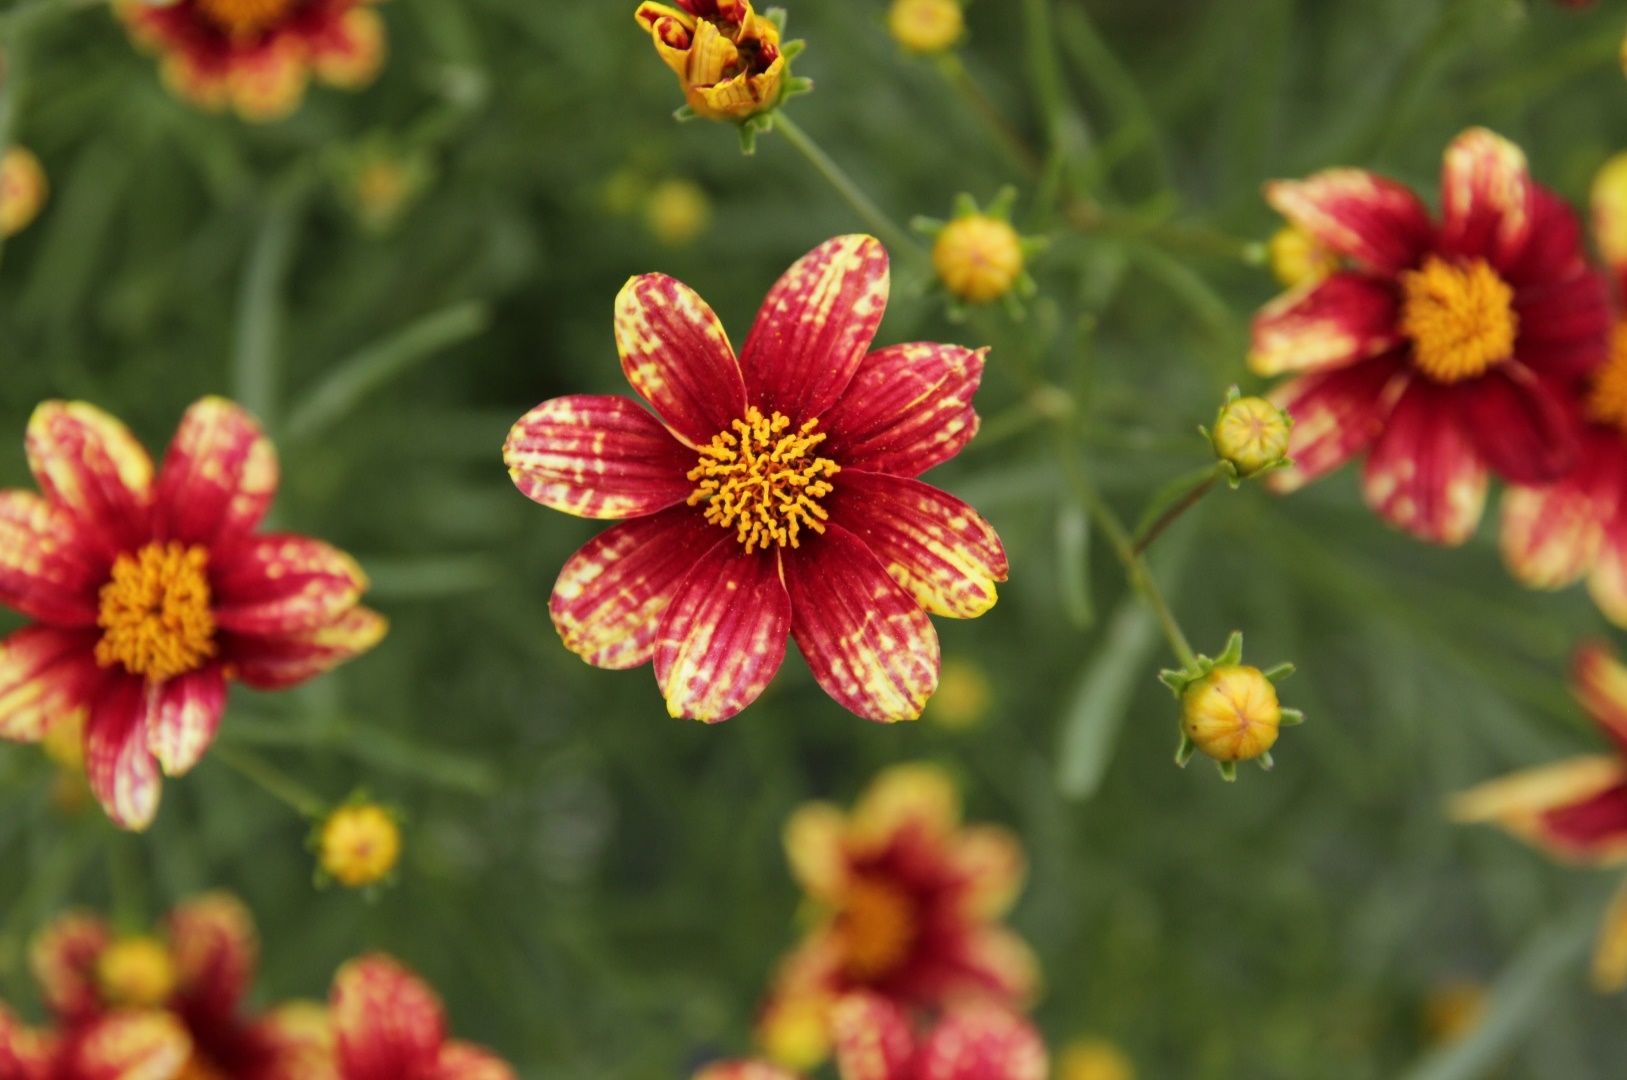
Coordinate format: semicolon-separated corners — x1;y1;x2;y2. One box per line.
232;173;311;429
213;743;327;819
772;112;925;262
936;54;1043;176
1132;468;1221;556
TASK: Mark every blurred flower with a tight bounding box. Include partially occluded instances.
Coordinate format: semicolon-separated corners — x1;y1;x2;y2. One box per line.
1266;224;1336;289
316;801;403;889
634;1;796;123
0;146;48;238
644;178;714;247
829;992;1047;1080
504;235;1006;723
1251;127;1610;545
887;0;964;55
1421;980;1488;1045
116;0;389;122
759;764;1037;1066
916;190;1043;313
337;143;431;235
1058;1037;1135;1080
27;894;336;1079
331;953;514;1080
1162;633;1301;780
1206;387;1292;484
695;1065;804;1080
0;397;387;829
1452;641;1627;990
41;710;93;816
923;658;991;730
1500;151;1627;627
0;1003;192;1080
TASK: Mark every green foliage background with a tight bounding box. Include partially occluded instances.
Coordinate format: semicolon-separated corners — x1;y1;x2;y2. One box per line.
2;0;1627;1077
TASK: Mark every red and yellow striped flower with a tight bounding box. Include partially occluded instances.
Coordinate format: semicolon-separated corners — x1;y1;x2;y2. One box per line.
117;0;388;122
26;894;334;1080
0;1004;192;1080
829;992;1046;1080
504;235;1006;723
757;764;1037;1067
1501;153;1627;624
1451;642;1627;991
1252;127;1611;545
0;397;386;830
331;954;514;1080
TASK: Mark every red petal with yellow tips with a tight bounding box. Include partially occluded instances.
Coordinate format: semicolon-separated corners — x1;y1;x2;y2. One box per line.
431;1042;518;1080
1247;273;1402;378
212;535;369;637
333;955;446;1080
820;344;985;478
1265;168;1433;275
0;624;98;743
1438;128;1533;266
614;275;747;449
84;674;162;832
0;490;104;626
1361;379;1488;545
224;606;388;691
29;912;111;1025
504;395;697;519
65;1011;192;1080
1573;642;1627;756
1268;355;1405;494
167;893;258;1022
914;1002;1047;1080
26;402;153;556
830;993;915;1080
153;397;278;549
145;665;227;777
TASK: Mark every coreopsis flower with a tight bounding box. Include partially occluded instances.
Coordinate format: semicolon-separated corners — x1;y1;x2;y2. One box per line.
1501;152;1627;625
634;1;801;127
0;147;48;238
331;954;514;1080
116;0;388;122
1204;388;1292;484
504;236;1007;723
0;397;386;829
1451;642;1627;991
27;894;336;1079
1161;632;1302;781
1252;127;1611;545
315;800;402;889
758;764;1037;1067
887;0;964;56
829;992;1047;1080
0;1003;192;1080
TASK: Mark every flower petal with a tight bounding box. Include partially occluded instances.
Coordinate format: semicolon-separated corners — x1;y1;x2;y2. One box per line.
1268;355;1407;493
0;625;98;743
311;8;387;89
1571;642;1627;757
1592;876;1627;993
224;606;388;690
332;954;446;1080
694;1063;807;1080
167;893;257;1022
953;826;1025;920
0;1003;54;1080
0;490;103;626
1450;755;1627;864
783;802;847;900
954;927;1042;1004
653;541;791;722
1458;365;1578;486
742;236;891;423
254;1002;338;1080
67;1012;192;1080
819;344;986;477
826;472;1006;620
144;666;226;777
85;675;162;831
829;993;915;1080
853;762;961;842
1500;437;1615;591
29;912;112;1024
26;402;153;554
1248;273;1402;378
1437;127;1533;265
1264;168;1434;274
915;1002;1047;1080
785;526;939;723
152;397;278;548
212;535;369;637
431;1042;518;1080
1508;265;1613;386
1589;518;1627;629
550;507;718;670
503;396;696;519
614;276;747;448
1361;380;1488;545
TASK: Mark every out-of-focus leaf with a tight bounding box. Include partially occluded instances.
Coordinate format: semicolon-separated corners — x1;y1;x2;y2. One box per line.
1056;596;1159;800
1056;498;1093;630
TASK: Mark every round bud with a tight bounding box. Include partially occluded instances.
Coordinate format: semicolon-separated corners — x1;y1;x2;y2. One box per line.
645;179;713;248
1059;1038;1136;1080
888;0;964;55
1267;225;1336;289
926;658;992;730
97;937;176;1008
1180;665;1281;764
319;803;402;888
933;215;1024;304
1212;395;1291;479
0;147;48;238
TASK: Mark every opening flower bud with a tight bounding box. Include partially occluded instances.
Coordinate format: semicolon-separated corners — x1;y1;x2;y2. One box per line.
635;1;790;123
1211;393;1292;481
318;803;402;888
1267;224;1336;288
888;0;964;55
1181;665;1281;765
97;937;176;1008
933;215;1025;304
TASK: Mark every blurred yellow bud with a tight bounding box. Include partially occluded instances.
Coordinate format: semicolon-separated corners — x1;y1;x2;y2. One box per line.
756;992;832;1072
926;658;992;730
934;215;1024;304
1;146;48;238
1422;980;1488;1045
1267;225;1336;288
97;937;176;1008
1592;151;1627;272
645;178;713;247
1059;1038;1136;1080
1211;392;1291;481
888;0;963;55
41;713;86;773
1181;666;1281;765
319;803;402;888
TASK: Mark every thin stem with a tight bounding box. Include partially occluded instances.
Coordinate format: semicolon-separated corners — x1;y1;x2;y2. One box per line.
772;112;925;262
1132;468;1221;556
936;54;1044;176
213;743;327;819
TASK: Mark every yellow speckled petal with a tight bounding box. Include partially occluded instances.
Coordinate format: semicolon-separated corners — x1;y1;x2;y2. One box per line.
212;535;370;637
68;1010;192;1080
614;275;746;449
783;802;847;900
1264;168;1433;275
26;401;154;554
829;993;915;1080
1438;127;1531;263
229;606;388;691
1360;380;1487;546
852;762;960;842
1248;273;1403;378
0;625;96;744
0;490;103;626
1450;754;1627;865
505;395;696;519
1500;478;1605;592
145;667;226;777
953;825;1026;920
154;397;278;547
820;344;986;479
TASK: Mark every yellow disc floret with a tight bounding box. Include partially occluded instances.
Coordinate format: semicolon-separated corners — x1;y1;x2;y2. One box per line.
319;803;402;888
888;0;964;55
1180;665;1281;764
688;407;840;553
836;877;917;981
97;937;176;1008
194;0;295;37
1399;256;1518;384
95;542;217;683
1587;322;1627;434
933;215;1025;304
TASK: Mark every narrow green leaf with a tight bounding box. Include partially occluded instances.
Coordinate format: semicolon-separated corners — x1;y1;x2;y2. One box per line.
1056;499;1094;630
1056;598;1161;800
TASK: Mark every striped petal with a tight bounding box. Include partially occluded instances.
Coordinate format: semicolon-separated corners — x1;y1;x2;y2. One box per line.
504;396;695;519
432;1043;517;1080
952;826;1025;920
224;606;388;690
1500;467;1609;592
614;276;747;449
1361;380;1488;545
1248;273;1402;378
29;912;112;1024
0;625;98;743
819;344;986;478
653;542;791;722
85;675;162;831
1265;168;1434;274
1593;876;1627;993
66;1012;192;1080
915;1003;1047;1080
826;472;1006;620
255;1002;337;1080
333;955;446;1080
145;666;226;777
1587;513;1627;629
829;993;915;1080
26;402;154;555
212;535;369;637
0;490;103;626
742;236;891;423
783;802;847;900
1458;365;1577;486
1572;642;1627;757
550;508;718;670
1437;127;1533;266
1450;755;1627;865
1269;354;1406;493
167;893;257;1021
153;397;278;548
785;527;939;723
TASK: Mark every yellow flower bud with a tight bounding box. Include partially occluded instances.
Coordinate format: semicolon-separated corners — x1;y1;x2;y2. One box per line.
933;215;1024;304
644;178;713;247
1181;665;1281;764
41;713;86;773
0;146;48;238
635;1;788;123
97;937;176;1008
1267;225;1336;289
1059;1038;1136;1080
925;658;992;730
319;803;402;888
888;0;963;55
756;993;832;1072
1211;394;1291;480
1592;151;1627;272
1422;980;1488;1045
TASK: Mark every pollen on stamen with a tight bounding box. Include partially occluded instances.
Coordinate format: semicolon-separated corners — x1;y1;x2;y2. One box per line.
688;407;840;553
94;541;218;683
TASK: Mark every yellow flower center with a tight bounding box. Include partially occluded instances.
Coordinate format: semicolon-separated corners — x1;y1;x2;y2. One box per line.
837;878;917;981
97;937;176;1008
319;804;403;888
1586;321;1627;435
933;215;1024;304
1399;256;1518;384
194;0;296;38
687;407;839;553
95;542;217;683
